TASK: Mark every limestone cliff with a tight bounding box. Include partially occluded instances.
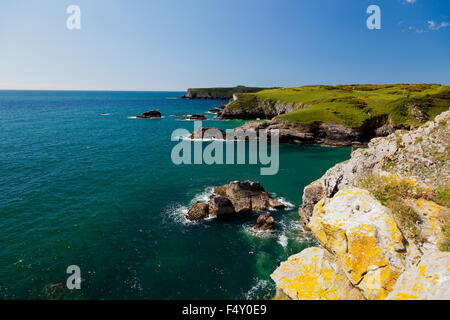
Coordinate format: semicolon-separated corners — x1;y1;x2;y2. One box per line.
271;110;450;300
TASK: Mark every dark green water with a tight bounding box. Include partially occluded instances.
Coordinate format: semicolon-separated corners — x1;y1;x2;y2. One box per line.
0;90;350;299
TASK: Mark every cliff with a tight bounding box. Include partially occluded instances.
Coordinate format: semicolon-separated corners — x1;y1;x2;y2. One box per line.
180;85;269;100
271;110;450;300
220;84;450;145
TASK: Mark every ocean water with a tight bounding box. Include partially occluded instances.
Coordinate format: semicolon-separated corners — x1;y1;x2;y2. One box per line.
0;90;351;299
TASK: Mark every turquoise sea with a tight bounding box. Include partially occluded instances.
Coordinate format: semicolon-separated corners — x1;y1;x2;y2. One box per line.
0;90;351;299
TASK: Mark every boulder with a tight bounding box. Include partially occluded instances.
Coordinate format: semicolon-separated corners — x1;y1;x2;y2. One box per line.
253;212;275;231
214;180;285;214
186;202;209;221
208;194;235;217
271;247;365;300
185;180;286;221
137;110;162;118
387;251;450;300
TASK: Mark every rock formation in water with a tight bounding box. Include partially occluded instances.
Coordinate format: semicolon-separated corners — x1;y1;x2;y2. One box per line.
271;110;450;300
136;110;162;118
180;114;207;121
253;212;275;231
185;180;286;221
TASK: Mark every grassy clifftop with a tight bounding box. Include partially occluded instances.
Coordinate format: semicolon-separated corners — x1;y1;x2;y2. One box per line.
231;84;449;128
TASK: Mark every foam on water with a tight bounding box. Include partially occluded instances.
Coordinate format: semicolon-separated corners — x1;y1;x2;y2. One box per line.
244;278;270;300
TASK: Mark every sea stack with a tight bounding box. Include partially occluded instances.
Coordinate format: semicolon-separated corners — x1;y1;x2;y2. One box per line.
137;110;162;118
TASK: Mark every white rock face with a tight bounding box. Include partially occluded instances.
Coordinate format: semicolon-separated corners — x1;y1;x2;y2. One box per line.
387;251;450;300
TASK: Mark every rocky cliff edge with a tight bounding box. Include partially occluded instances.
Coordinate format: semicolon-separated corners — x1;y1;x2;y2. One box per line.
271;110;450;300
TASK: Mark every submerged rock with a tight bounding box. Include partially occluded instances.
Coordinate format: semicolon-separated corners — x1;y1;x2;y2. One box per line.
253;212;275;231
43;283;71;300
136;109;162;118
180;114;207;121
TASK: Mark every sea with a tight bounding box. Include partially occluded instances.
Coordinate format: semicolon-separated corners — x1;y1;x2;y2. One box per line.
0;90;351;299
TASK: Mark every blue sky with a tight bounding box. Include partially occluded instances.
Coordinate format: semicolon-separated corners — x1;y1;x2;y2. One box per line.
0;0;449;91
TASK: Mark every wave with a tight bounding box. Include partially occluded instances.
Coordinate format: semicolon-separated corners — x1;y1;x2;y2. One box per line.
242;224;274;239
128;116;165;119
165;186;217;225
277;234;288;248
244;278;270;300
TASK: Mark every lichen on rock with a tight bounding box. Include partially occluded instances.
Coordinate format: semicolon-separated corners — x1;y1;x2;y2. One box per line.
270;247;364;300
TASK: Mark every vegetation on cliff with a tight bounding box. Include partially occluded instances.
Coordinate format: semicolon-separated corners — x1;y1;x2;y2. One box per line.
223;84;449;129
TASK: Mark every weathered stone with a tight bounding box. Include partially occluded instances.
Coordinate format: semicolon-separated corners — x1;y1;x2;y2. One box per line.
308;188;406;299
189;127;226;140
186;202;209;221
253;212;275;231
214;180;285;214
136;109;162;118
271;247;365;300
208;194;235;217
299;110;450;229
387;251;450;300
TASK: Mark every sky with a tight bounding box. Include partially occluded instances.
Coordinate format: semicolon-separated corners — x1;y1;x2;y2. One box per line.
0;0;449;91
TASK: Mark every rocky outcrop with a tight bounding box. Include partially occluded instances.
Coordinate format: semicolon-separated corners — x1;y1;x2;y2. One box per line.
189;127;226;140
299;110;450;228
271;247;365;300
180;114;207;121
308;188;406;300
42;283;71;300
185;180;286;221
223;118;361;146
253;212;275;231
219;95;298;120
136;110;162;118
386;251;450;300
272;110;450;300
186;202;209;221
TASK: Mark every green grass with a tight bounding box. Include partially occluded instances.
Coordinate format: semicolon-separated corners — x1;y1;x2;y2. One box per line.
359;174;450;244
359;174;429;240
437;185;450;207
243;84;450;129
440;226;450;252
